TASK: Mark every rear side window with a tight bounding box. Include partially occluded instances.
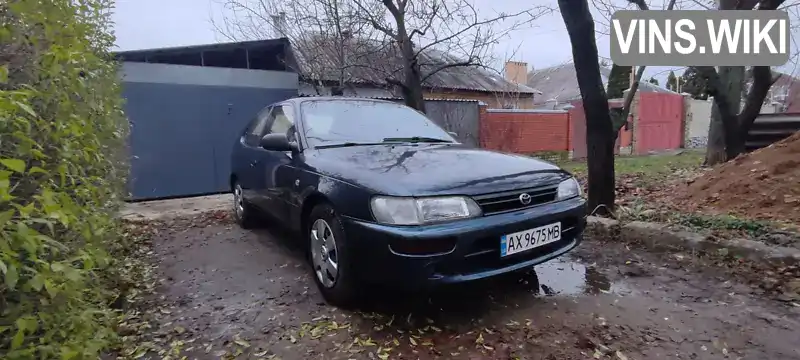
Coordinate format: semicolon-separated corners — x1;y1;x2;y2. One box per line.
244;107;272;146
266;105;298;142
268;106;293;135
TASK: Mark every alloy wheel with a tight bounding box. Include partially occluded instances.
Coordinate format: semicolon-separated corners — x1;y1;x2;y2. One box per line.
310;218;339;288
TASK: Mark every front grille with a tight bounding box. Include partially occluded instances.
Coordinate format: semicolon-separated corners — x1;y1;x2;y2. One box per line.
474;186;558;215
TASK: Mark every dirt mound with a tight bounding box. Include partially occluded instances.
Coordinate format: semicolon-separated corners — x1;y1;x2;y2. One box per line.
670;131;800;225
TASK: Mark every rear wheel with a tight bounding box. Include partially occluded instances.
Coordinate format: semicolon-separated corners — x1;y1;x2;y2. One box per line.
232;181;259;229
307;203;358;307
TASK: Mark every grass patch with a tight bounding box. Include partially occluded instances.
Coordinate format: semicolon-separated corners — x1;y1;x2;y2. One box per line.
558;150;705;177
528;151;570;163
618;201;781;238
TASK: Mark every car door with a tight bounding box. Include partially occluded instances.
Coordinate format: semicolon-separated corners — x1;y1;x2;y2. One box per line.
255;103;297;223
238;106;273;210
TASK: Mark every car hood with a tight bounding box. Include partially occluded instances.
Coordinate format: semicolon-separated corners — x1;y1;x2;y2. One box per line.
304;143;568;196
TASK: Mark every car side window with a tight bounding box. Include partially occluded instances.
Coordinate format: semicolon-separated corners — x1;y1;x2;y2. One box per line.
265;105;297;142
244;106;273;146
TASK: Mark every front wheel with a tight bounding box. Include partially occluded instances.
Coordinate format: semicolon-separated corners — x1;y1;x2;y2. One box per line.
307;203;358;307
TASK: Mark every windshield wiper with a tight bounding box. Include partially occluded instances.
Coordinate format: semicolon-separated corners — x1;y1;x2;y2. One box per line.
382;136;453;143
315;142;386;149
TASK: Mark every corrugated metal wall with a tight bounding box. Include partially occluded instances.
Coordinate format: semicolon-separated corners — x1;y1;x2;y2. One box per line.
746;113;800;151
122;62;298;201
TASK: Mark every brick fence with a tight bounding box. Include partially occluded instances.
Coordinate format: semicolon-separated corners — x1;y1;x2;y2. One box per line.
480;108;572;154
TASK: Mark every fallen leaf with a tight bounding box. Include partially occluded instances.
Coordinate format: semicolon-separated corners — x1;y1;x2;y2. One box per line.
234;339;250;348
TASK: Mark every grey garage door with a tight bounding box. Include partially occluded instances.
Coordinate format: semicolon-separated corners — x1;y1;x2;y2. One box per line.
122;62;298;200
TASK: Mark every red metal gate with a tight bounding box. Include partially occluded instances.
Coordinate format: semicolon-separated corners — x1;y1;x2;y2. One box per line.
569;100;626;159
635;93;685;154
568;101;587;159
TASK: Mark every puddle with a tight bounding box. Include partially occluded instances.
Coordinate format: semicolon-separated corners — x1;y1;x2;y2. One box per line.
534;258;631;296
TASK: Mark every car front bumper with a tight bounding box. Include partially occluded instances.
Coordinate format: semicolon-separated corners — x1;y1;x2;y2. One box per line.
341;196;587;288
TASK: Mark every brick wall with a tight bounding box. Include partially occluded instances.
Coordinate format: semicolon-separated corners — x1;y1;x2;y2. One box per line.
480;108;571;153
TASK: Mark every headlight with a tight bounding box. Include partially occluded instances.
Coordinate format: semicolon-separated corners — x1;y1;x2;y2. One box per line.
371;196;482;225
556;177;582;200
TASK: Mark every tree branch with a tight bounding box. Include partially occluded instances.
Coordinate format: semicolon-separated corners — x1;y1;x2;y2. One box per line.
758;0;787;10
626;0;649;10
409;2;439;39
612;65;646;133
413;6;550;58
352;0;397;38
737;66;773;131
612;0;676;133
381;0;402;19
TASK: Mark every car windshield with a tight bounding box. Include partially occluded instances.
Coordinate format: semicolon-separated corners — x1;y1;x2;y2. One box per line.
300;100;456;147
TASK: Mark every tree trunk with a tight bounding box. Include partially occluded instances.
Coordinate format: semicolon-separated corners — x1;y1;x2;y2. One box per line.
402;58;427;113
701;0;781;165
705;105;727;165
704;66;743;165
732;66;774;156
558;0;615;216
394;15;427;113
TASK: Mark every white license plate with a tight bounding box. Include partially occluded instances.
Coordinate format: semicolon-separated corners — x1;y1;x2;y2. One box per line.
500;222;562;257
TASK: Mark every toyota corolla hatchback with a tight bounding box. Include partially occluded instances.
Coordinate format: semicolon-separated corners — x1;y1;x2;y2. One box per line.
230;97;586;306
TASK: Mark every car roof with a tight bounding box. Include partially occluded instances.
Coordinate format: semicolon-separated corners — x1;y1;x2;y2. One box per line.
285;96;398;106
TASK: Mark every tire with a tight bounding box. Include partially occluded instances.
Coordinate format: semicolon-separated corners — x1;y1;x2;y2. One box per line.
307;203;358;307
232;181;259;229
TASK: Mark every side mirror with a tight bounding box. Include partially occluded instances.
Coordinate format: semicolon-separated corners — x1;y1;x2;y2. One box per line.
447;131;458;137
260;133;298;152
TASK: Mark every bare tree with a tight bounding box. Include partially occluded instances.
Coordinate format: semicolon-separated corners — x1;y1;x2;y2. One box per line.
592;0;800;165
212;0;386;95
694;0;786;164
559;0;616;216
552;0;675;216
350;0;552;113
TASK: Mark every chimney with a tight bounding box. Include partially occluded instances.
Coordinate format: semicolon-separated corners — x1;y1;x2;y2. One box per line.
271;11;287;37
504;61;528;84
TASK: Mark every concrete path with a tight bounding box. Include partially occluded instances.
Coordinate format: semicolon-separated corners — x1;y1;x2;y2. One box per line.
120;194;231;221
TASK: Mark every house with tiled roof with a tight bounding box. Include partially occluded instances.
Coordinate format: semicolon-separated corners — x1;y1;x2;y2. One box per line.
290;34;542;109
526;62;678;110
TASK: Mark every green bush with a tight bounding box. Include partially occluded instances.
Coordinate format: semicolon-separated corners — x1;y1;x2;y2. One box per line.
0;0;128;358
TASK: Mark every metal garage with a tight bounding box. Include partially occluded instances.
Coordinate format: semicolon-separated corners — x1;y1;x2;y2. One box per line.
117;39;299;201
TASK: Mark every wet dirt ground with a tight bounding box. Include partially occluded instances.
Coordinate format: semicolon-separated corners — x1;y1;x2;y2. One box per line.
143;215;800;360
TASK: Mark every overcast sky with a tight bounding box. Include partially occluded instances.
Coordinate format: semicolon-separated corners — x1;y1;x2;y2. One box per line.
110;0;693;82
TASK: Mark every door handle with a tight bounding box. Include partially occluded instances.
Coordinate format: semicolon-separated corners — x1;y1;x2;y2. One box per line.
250;160;259;167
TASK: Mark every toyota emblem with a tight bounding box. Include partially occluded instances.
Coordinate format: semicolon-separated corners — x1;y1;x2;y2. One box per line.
519;193;532;205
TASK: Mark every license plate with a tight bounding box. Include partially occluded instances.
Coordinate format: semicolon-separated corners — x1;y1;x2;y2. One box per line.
500;222;561;257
